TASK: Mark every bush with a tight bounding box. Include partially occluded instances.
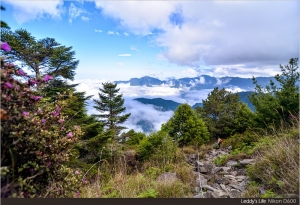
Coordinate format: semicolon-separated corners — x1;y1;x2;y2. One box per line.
1;47;84;197
247;136;299;197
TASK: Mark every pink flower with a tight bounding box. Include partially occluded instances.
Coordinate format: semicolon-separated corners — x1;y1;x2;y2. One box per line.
47;162;52;167
42;74;53;82
74;125;79;130
75;171;80;175
4;82;13;89
1;42;11;52
67;132;73;138
41;119;46;124
83;178;87;184
58;119;64;124
52;106;61;117
28;79;39;86
22;112;29;117
61;126;65;130
74;192;80;198
36;109;42;114
31;96;42;101
17;69;27;76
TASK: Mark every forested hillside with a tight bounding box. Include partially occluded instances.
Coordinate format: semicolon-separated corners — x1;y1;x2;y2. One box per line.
1;25;299;199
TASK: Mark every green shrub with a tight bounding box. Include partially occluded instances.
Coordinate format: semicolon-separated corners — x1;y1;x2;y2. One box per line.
1;58;84;197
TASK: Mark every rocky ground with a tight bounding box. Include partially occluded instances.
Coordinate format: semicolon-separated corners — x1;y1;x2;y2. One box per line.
190;146;255;198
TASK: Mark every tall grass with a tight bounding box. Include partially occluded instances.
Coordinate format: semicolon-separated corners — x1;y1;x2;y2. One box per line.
243;116;299;198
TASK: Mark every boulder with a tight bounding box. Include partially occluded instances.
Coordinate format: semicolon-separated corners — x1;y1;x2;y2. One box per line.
193;193;205;198
195;178;208;186
226;160;238;167
203;185;217;192
199;166;208;174
240;159;255;166
230;189;241;198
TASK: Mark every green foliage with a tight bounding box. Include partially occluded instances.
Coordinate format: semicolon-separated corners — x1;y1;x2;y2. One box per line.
1;62;84;197
246;133;299;197
163;103;209;147
196;87;254;140
121;129;146;146
249;58;299;128
1;28;79;81
214;155;230;166
93;82;131;141
137;189;158;198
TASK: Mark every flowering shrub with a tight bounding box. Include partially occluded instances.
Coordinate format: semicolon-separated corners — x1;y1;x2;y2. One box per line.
1;42;84;198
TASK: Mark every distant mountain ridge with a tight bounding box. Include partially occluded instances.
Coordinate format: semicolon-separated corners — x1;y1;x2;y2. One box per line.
134;91;254;112
115;75;277;91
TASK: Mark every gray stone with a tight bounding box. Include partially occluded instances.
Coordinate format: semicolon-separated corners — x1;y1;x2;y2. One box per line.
203;162;213;174
222;167;231;173
213;167;223;174
195;160;204;168
199;166;208;174
203;185;217;192
259;187;266;195
157;172;177;182
205;190;213;198
240;159;255;166
230;189;241;198
224;174;235;179
227;145;232;150
220;184;227;191
193;193;205;198
228;184;242;191
226;160;238;167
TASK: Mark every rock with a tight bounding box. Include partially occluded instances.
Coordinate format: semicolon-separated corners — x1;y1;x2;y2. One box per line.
157;172;177;182
215;190;228;198
230;189;241;198
193;193;205;198
199;166;208;174
203;162;213;174
212;167;223;174
212;183;221;189
259;187;266;195
195;160;204;167
221;167;231;173
205;190;213;198
227;145;232;150
226;160;238;167
228;184;243;191
203;185;217;192
235;175;248;181
220;184;227;191
223;174;236;179
240;159;255;166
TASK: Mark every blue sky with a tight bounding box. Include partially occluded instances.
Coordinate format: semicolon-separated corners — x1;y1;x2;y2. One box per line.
1;0;299;81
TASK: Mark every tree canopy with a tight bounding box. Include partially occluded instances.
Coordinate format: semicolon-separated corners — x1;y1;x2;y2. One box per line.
196;87;254;139
163;103;209;147
1;28;79;81
249;58;299;128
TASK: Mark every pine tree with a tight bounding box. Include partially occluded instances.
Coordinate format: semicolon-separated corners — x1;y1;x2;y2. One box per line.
1;28;79;81
93;82;131;141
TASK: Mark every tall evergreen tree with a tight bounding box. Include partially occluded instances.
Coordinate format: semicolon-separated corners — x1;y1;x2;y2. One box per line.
93;82;131;141
1;28;79;81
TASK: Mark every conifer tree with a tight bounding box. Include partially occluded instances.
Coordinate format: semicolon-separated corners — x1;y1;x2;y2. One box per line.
93;82;131;141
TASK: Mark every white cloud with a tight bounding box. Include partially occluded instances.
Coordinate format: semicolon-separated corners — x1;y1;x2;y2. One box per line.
130;46;139;52
124;32;129;36
117;62;124;66
69;3;85;23
94;1;298;72
81;16;89;21
118;54;132;57
94;29;102;33
94;1;178;35
116;32;120;36
4;0;64;24
107;31;114;35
